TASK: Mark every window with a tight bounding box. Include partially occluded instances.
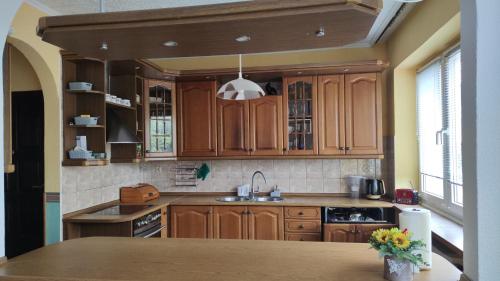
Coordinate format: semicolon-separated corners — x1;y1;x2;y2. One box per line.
417;47;462;220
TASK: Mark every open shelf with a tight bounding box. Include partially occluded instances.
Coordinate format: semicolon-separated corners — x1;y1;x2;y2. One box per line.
66;89;106;95
110;158;142;164
62;159;109;166
67;124;105;128
106;101;135;110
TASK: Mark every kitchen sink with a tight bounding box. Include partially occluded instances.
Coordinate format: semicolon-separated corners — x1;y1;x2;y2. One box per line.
215;196;283;202
253;196;283;202
215;196;249;202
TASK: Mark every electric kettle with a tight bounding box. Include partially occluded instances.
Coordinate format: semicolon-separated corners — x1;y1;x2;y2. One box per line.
365;179;386;200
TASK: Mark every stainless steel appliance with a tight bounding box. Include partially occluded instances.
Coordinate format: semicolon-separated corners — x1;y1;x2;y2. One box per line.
132;209;165;238
365;178;386;200
323;207;395;224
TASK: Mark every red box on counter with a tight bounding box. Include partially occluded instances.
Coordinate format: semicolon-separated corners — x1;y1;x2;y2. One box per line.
395;189;418;205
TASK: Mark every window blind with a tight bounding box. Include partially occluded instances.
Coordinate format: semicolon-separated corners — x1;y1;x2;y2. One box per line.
417;60;444;198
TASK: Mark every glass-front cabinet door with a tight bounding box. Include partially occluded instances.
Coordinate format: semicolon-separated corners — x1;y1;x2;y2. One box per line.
144;80;176;158
283;76;318;155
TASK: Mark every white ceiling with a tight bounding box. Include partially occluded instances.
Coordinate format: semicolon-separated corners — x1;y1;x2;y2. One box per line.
26;0;403;48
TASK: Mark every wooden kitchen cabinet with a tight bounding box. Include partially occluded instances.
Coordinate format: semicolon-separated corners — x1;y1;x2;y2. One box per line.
318;75;345;155
213;206;248;239
318;73;382;156
217;96;283;156
249;96;283;156
217;99;249;156
144;79;176;158
170;206;213;238
323;223;396;243
176;81;217;157
344;73;383;155
247;206;284;240
283;76;318;155
323;224;357;242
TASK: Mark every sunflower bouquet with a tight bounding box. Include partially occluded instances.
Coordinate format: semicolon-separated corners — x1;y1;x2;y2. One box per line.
369;227;425;266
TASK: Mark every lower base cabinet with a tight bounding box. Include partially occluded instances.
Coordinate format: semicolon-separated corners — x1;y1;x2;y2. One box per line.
170;206;213;238
172;205;284;240
286;233;322;241
323;223;397;243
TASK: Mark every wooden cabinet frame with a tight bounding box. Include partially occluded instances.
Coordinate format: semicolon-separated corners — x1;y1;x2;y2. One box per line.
144;79;176;158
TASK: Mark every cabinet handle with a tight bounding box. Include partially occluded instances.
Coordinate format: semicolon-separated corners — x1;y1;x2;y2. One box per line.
346;147;351;151
298;212;304;215
339;147;345;151
242;211;247;215
298;224;304;229
250;148;254;152
300;238;304;241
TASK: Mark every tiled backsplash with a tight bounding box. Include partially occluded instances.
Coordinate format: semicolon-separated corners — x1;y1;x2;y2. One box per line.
61;159;381;214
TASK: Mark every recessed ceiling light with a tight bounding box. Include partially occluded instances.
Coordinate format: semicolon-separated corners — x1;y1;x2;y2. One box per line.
100;42;108;51
316;27;325;38
235;35;251;43
163;41;178;47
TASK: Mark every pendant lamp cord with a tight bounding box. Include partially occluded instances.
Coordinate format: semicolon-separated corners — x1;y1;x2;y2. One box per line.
238;54;243;78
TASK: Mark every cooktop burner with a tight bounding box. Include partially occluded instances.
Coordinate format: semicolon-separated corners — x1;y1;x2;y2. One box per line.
91;205;153;216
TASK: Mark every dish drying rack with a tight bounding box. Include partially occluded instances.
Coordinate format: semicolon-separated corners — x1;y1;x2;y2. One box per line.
172;163;198;187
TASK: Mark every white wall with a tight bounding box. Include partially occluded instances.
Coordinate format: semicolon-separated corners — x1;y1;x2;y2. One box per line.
0;0;23;258
461;0;500;280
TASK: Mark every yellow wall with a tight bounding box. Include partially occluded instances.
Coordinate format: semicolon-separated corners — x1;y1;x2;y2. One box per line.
7;3;61;193
10;46;41;92
386;0;460;189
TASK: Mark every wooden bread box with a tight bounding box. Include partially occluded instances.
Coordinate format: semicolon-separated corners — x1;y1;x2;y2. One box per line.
120;183;159;203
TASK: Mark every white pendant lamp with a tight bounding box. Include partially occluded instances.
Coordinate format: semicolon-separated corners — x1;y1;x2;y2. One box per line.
217;54;265;100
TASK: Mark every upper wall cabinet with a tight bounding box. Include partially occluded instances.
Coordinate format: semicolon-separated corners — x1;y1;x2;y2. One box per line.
344;73;382;155
318;73;383;156
283;77;318;155
216;96;283;157
144;80;176;159
249;96;283;156
177;81;217;157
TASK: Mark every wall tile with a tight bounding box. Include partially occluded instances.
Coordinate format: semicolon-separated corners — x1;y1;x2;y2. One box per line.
306;178;324;193
61;158;382;214
322;159;340;179
306;160;323;179
340;159;358;178
358;159;375;178
324;178;341;193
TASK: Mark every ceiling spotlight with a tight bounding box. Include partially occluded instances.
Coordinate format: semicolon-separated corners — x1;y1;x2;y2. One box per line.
163;41;178;47
235;35;251;43
316;27;325;38
100;42;108;51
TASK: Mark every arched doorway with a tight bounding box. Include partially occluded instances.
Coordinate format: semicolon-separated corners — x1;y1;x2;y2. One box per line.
3;44;44;258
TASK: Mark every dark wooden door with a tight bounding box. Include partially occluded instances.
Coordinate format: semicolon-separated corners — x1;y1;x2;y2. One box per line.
249;96;283;156
344;73;383;155
170;206;213;238
5;92;44;258
213;206;248;239
247;206;284;241
176;81;217;157
318;75;345;155
217;99;249;156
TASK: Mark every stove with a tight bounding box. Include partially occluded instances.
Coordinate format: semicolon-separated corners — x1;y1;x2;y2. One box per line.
91;204;153;216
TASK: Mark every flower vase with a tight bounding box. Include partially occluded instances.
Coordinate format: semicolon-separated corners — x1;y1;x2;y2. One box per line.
384;256;413;281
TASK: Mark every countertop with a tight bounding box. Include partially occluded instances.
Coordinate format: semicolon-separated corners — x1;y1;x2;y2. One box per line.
0;237;461;281
63;194;395;223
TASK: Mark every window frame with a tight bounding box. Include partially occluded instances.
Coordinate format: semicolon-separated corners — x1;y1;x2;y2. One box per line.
417;45;463;223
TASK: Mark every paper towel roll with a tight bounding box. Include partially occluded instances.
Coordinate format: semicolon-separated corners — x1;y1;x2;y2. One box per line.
399;208;432;270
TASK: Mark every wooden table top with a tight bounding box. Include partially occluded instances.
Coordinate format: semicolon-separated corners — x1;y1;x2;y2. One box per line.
0;237;461;281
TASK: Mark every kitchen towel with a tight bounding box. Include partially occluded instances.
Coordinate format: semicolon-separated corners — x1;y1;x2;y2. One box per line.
399;208;432;270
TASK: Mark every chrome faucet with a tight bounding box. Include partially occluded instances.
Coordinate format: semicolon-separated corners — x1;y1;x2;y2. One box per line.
250;171;267;200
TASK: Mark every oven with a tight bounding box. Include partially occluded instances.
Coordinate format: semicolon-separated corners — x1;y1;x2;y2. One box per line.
323;207;396;224
132;209;166;238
